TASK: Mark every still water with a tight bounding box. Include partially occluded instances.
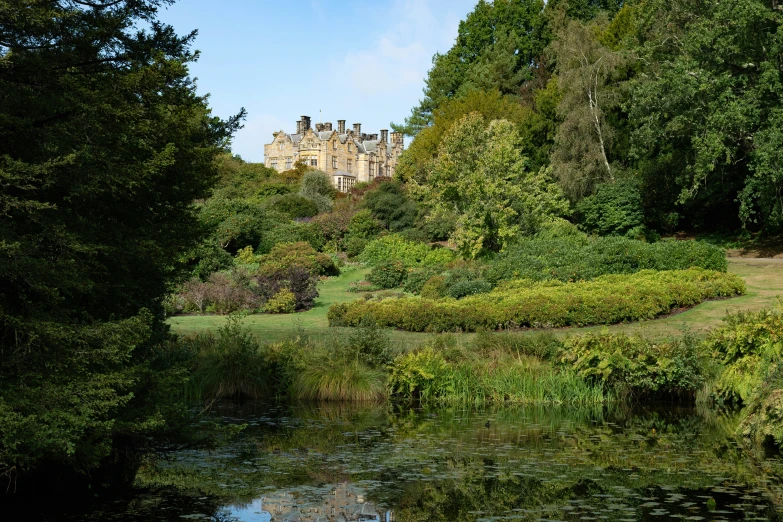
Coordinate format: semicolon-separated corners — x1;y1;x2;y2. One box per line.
29;403;783;521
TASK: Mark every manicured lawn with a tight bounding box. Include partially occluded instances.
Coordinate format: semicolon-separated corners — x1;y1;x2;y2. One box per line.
168;258;783;345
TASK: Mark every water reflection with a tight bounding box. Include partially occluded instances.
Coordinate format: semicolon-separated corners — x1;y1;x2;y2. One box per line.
38;403;783;520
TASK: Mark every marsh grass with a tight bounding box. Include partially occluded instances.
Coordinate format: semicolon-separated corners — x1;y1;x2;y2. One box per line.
293;361;388;402
184;316;269;402
390;337;607;406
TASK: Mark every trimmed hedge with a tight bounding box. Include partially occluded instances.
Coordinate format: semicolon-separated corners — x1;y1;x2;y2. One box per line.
486;237;727;284
328;268;745;332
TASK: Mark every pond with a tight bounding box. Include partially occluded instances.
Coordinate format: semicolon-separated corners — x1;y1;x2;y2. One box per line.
21;403;783;521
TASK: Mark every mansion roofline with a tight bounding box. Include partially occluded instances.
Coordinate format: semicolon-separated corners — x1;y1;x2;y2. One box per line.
263;115;404;192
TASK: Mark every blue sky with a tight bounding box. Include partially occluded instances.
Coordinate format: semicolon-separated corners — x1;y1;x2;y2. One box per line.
157;0;479;162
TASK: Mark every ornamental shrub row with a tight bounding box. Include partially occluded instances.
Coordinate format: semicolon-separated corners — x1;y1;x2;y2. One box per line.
486;237;727;284
328;269;745;332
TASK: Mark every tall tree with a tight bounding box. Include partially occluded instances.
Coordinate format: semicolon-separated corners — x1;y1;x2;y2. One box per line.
392;0;547;136
411;113;568;258
548;16;630;200
0;0;242;490
627;0;783;231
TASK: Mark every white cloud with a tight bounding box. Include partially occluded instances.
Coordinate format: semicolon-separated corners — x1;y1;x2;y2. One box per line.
330;0;467;99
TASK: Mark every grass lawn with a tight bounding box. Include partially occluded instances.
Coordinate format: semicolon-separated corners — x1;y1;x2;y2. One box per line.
168;258;783;346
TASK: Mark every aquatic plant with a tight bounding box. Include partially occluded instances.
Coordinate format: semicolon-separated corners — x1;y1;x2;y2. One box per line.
293;361;388;402
184;316;269;402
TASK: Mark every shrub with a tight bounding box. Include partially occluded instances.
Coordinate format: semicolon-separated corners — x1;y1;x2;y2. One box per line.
344;235;368;258
702;307;783;404
403;267;442;294
446;280;492;299
366;260;408;289
362;179;417;231
576;179;644;236
359;233;456;267
328;269;745;332
560;332;704;400
264;288;296;314
264;193;320;218
259;241;338;278
347;209;382;239
299;170;335;213
258;220;325;254
419;275;448;299
486;237;727;284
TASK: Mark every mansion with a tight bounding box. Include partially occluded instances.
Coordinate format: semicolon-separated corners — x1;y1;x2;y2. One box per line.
264;115;405;192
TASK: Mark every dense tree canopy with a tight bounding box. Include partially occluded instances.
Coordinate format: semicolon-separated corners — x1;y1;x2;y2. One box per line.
0;0;241;488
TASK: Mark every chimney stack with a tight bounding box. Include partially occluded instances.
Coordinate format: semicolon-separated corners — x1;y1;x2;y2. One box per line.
296;120;302;135
324;122;333;131
391;132;404;148
381;129;389;143
337;120;346;134
353;123;362;137
301;115;311;132
316;123;324;132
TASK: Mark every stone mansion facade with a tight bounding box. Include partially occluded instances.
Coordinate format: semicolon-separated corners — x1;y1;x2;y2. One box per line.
263;115;405;192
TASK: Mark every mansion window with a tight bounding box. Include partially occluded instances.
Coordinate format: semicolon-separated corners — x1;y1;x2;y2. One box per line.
369;162;375;179
278;143;284;151
333;140;337;150
285;157;292;170
386;165;390;177
348;143;352;152
270;159;278;170
332;156;337;169
310;158;318;167
347;159;352;173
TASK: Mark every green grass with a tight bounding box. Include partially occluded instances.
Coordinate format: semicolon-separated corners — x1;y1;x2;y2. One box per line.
168;258;783;344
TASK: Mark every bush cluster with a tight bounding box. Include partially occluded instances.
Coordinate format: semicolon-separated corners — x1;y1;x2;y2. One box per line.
328;269;745;332
559;332;704;399
486;237;727;284
172;242;333;315
359;234;455;267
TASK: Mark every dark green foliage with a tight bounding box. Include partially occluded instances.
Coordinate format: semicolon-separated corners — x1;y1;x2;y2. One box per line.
189;241;234;280
265;194;320;219
329;269;745;332
362;180;417;232
0;0;241;488
403;267;443;294
366;260;408;289
627;0;783;232
486;237;727;284
393;0;548;135
344;236;369;258
257;182;295;198
576;179;645;236
257;220;325;254
446;280;493;299
560;332;705;400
